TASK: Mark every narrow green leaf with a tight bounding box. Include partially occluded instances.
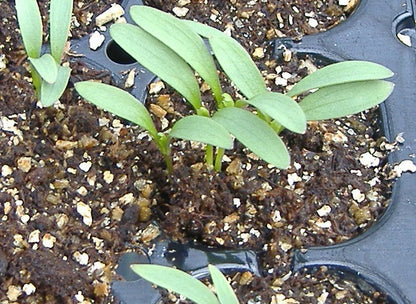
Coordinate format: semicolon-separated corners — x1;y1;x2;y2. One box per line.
74;82;158;138
15;0;43;58
181;20;225;38
131;264;220;304
170;116;233;149
208;265;239;304
299;80;394;121
209;35;266;99
29;54;58;84
50;0;73;63
110;23;201;110
287;61;394;97
246;92;306;134
130;6;222;101
40;65;71;106
213;107;290;169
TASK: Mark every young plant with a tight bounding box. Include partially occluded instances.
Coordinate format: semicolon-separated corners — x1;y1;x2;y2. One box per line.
131;264;240;304
106;5;393;170
74;81;233;174
15;0;73;106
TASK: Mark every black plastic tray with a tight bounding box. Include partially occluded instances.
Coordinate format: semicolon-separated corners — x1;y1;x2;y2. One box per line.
69;0;416;303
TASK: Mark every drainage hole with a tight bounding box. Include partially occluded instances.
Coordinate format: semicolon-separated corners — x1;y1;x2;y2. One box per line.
106;40;136;64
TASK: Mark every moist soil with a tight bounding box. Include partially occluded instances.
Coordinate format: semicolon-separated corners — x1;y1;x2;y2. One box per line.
0;0;395;303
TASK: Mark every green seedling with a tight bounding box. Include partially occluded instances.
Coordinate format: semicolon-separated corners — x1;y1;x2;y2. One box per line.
106;6;393;170
131;264;240;304
77;6;393;172
74;81;233;174
15;0;73;106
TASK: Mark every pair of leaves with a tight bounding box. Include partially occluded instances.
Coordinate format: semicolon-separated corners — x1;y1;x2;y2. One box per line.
75;81;292;169
15;0;73;106
74;82;233;151
288;61;394;121
109;6;277;108
131;264;239;304
177;106;292;169
16;0;73;62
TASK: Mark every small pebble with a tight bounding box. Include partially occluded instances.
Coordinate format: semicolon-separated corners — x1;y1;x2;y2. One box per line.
393;159;416;177
56;140;78;150
7;285;22;301
359;152;380;168
89;31;105;51
1;165;12;177
96;4;125;26
77;186;88;197
28;230;40;243
239;271;253;285
352;189;365;203
140;224;160;242
79;161;92;172
56;213;69;229
172;7;189;17
111;206;124;221
73;251;89;265
149;81;165;94
42;233;56;249
125;69;136;88
23;283;36;296
103;171;114;184
252;47;264;59
317;205;331;217
17;157;31;173
77;202;93;226
308;18;318;28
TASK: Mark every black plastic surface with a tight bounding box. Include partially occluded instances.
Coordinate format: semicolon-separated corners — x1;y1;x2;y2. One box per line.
111;238;260;304
274;1;416;303
70;0;155;102
69;0;416;303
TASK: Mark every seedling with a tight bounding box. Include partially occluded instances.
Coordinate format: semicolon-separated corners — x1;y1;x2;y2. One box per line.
131;264;240;304
74;81;233;174
15;0;73;106
76;6;394;172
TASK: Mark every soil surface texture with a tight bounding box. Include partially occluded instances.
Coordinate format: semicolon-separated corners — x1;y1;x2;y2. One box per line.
0;0;396;303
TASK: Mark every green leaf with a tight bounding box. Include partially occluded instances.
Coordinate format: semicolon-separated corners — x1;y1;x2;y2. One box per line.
181;20;225;38
209;35;267;99
287;61;394;97
213;107;290;169
50;0;73;63
246;92;306;134
299;80;394;121
170;116;233;149
110;23;201;110
40;65;71;106
29;54;58;84
131;264;220;304
74;82;158;138
15;0;43;58
208;265;239;304
130;6;222;102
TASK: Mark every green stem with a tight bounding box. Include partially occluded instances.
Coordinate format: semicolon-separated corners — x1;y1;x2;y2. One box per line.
270;120;285;135
257;110;271;124
214;148;224;172
155;134;173;174
205;145;214;168
30;66;42;98
163;151;173;175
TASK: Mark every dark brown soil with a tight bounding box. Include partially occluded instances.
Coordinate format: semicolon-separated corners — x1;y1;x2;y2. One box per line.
0;0;394;303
